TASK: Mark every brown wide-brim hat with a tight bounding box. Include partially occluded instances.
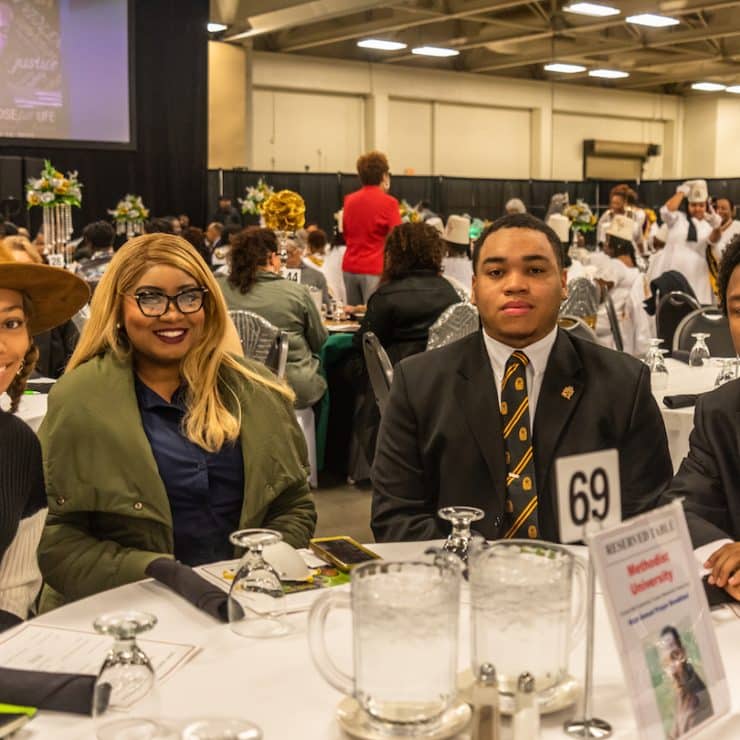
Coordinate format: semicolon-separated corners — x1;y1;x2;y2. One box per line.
0;259;90;335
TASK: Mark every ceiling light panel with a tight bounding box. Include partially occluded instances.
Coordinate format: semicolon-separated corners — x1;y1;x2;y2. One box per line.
544;63;587;73
411;46;460;57
589;69;629;79
357;39;407;51
691;82;727;91
564;3;620;17
626;13;679;27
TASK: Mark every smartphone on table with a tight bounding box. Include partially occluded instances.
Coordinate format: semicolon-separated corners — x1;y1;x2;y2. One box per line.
309;536;381;572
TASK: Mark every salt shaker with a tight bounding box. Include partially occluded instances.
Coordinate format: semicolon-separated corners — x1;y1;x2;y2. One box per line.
471;662;501;740
513;672;539;740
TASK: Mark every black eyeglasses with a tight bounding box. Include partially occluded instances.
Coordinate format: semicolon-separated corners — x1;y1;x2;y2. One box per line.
130;287;209;317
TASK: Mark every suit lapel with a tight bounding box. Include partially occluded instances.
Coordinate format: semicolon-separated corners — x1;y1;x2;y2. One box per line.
457;333;507;508
532;330;585;538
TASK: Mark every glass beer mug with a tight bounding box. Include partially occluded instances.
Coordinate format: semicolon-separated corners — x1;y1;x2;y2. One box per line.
468;540;587;704
308;557;461;734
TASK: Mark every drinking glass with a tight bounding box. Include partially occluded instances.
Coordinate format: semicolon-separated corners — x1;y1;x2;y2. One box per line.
715;359;738;387
643;338;669;391
688;333;711;367
227;528;289;638
309;556;461;735
468;540;586;704
181;719;262;739
438;506;485;562
92;611;165;740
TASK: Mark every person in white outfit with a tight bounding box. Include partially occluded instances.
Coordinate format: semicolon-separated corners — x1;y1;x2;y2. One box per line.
596;215;652;357
651;180;715;306
441;215;473;298
707;197;740;298
596;185;644;251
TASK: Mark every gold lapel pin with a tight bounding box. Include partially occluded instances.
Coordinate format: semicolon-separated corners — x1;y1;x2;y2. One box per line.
561;386;575;400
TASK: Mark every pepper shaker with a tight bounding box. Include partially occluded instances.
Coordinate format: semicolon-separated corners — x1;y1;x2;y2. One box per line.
471;662;501;740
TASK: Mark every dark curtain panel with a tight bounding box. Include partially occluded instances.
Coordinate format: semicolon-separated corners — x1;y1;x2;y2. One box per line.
1;0;209;234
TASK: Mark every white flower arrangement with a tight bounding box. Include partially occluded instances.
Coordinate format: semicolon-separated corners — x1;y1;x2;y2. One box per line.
25;160;82;208
238;178;275;215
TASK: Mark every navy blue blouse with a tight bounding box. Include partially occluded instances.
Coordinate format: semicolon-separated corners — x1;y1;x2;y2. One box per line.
135;378;244;566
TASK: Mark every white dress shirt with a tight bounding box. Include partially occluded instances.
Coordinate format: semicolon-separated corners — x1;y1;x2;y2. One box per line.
481;326;558;429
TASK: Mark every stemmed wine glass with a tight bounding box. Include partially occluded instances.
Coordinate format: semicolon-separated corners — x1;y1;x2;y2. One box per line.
227;528;290;638
92;611;165;740
715;358;738;387
438;506;485;562
688;333;711;367
643;338;669;391
181;718;262;739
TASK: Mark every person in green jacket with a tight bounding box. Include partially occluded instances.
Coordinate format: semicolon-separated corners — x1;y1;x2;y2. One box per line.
217;227;328;408
38;234;316;610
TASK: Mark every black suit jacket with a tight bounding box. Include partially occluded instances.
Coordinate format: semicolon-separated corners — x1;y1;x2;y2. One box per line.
661;378;740;547
371;329;672;542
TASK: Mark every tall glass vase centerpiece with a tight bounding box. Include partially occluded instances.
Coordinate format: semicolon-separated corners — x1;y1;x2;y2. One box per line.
108;194;150;239
26;160;82;268
261;189;306;271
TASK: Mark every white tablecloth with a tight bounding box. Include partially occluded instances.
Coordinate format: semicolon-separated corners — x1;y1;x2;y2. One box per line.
17;542;740;739
652;359;723;472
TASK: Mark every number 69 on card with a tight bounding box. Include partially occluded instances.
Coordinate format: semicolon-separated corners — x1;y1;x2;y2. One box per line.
555;449;621;544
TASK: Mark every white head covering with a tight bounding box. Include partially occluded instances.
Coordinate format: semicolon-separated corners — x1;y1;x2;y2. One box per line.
606;214;635;243
443;215;471;246
688;179;708;204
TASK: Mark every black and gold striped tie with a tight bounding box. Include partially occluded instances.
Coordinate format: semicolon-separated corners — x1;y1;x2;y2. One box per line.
500;351;539;539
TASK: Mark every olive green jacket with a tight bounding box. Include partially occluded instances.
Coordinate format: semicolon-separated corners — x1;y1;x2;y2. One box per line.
38;352;316;610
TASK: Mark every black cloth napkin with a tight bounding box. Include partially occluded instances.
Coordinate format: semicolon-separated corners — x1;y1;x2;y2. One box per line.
663;394;699;409
670;350;690;364
0;667;99;715
146;558;234;622
703;576;734;609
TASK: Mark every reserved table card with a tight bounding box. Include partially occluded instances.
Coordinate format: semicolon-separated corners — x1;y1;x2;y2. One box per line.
589;501;729;739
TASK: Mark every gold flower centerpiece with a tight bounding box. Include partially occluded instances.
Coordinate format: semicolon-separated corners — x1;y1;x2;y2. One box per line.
26;160;82;267
261;190;306;267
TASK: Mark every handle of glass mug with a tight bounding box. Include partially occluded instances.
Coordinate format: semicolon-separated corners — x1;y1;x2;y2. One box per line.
570;555;588;646
307;590;354;696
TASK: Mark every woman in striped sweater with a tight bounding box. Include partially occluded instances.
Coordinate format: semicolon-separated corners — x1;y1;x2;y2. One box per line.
0;245;88;628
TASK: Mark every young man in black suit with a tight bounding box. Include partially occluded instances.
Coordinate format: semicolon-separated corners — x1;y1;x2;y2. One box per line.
371;213;672;543
663;236;740;600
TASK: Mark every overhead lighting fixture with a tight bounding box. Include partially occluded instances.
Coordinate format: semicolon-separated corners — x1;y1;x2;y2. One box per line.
411;46;460;57
544;62;586;73
564;2;620;17
589;68;629;79
691;81;727;91
626;13;679;28
726;85;740;94
357;39;407;51
207;22;228;33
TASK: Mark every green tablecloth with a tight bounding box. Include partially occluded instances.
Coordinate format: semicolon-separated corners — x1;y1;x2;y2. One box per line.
316;332;356;469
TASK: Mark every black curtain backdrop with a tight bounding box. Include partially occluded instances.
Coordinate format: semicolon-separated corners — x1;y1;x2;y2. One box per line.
212;171;740;243
0;0;209;235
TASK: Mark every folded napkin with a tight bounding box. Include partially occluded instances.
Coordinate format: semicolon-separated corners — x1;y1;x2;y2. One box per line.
703;576;734;609
663;394;699;409
0;668;100;715
671;350;690;364
146;558;236;622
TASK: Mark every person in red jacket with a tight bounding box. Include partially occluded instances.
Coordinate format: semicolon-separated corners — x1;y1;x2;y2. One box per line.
342;150;401;305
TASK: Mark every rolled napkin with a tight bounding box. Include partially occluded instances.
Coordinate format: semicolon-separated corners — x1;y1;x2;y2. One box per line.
670;349;690;364
145;558;233;622
0;668;99;715
663;394;699;409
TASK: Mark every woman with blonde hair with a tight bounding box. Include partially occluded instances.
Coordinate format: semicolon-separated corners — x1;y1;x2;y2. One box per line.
38;234;316;609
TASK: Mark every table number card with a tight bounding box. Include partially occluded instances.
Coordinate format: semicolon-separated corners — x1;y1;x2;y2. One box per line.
284;268;301;283
589;501;730;739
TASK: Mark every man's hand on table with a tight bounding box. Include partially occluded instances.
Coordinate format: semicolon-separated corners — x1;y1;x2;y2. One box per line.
704;542;740;599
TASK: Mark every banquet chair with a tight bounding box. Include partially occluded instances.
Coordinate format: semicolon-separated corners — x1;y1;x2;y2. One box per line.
559;278;599;328
604;294;624;352
656;291;700;356
363;332;393;416
558;315;599;344
228;310;288;379
672;308;734;356
426;302;479;351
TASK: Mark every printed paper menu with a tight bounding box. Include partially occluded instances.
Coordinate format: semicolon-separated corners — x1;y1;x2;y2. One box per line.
589;501;729;739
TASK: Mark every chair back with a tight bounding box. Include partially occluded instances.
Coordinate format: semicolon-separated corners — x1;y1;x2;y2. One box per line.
656;291;701;354
228;309;288;378
558;315;599;344
673;307;735;355
362;332;393;416
604;294;624;352
560;278;599;325
426;302;479;350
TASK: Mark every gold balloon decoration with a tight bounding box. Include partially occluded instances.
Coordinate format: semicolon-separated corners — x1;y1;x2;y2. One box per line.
262;190;306;232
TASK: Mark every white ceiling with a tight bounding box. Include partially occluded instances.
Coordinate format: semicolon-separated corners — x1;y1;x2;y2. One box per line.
210;0;740;94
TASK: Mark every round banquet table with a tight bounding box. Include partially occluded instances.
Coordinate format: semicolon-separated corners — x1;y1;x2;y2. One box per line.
652;358;730;472
16;541;740;739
